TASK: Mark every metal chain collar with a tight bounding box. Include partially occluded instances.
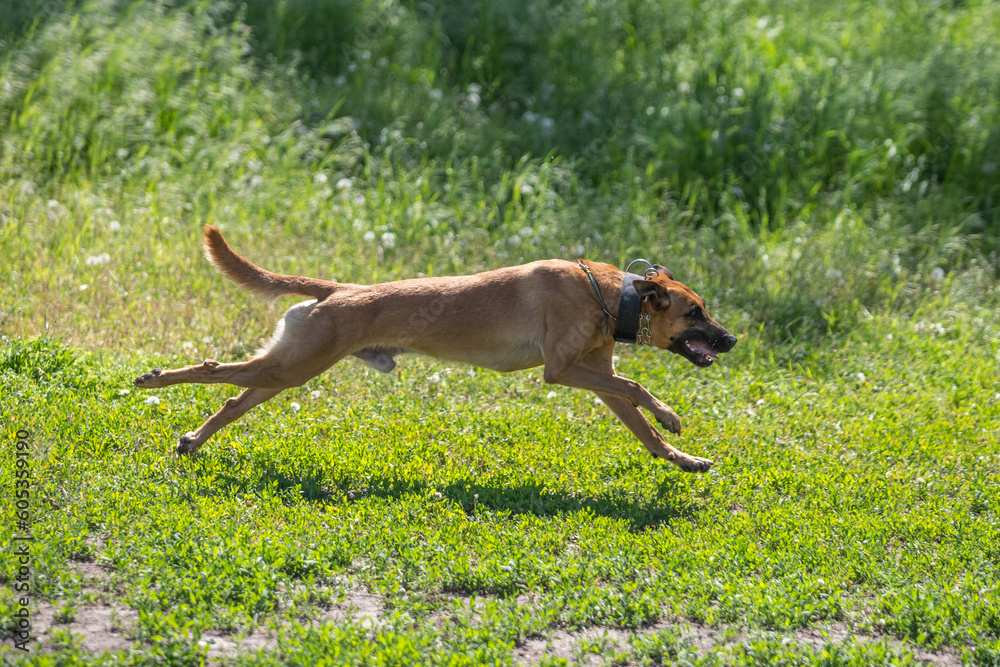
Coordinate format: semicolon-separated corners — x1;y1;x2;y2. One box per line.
636;314;652;346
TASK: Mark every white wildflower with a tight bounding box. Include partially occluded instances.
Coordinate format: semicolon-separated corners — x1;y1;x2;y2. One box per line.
144;396;161;406
310;390;322;399
930;267;945;281
108;220;121;232
86;253;111;266
429;88;443;101
290;402;301;412
546;391;557;399
313;173;328;185
336;177;352;190
119;389;131;396
380;232;397;248
428;373;441;384
363;230;376;242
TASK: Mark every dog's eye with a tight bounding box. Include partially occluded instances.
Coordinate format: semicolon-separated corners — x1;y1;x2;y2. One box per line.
686;308;704;320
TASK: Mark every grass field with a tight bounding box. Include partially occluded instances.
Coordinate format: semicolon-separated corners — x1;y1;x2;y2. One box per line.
2;0;999;664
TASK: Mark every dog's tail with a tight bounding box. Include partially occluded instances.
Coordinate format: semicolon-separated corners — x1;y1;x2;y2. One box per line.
202;225;340;300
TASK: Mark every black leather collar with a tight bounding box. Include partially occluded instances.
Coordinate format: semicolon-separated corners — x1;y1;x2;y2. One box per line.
577;259;656;345
613;272;646;343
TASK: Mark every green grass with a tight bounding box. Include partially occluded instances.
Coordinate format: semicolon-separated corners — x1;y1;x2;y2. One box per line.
2;317;999;664
1;0;999;664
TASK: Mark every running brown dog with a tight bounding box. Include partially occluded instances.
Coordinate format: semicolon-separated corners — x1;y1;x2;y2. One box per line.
134;226;736;472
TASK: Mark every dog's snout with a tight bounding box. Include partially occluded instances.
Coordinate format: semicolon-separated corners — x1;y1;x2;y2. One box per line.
719;333;737;352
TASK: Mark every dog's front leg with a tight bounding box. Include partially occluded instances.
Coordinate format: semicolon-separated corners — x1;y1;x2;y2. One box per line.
593;392;713;473
543;360;682;435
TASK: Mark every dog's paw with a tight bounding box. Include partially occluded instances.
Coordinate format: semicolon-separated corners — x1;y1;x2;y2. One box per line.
649;444;713;473
133;368;163;388
675;454;714;473
176;432;199;455
655;408;682;435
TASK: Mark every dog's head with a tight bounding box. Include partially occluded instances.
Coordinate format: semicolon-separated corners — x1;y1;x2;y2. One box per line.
633;266;737;367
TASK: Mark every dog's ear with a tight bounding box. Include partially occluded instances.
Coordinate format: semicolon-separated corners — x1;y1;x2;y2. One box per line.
652;264;673;280
633;279;671;310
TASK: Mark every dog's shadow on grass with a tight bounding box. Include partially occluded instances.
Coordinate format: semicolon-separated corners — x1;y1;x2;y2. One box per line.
440;478;696;531
224;465;697;532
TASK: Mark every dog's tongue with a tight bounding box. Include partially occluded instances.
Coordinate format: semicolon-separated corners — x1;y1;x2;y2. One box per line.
688;340;718;358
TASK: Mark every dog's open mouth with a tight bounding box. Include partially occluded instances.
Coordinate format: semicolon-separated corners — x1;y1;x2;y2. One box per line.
668;336;725;368
670;326;736;368
684;339;719;367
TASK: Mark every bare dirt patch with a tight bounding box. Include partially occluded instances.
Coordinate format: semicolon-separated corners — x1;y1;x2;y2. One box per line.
9;573;967;667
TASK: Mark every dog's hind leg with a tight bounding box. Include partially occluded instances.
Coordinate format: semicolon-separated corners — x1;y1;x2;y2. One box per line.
134;299;345;390
176;387;282;454
133;358;295;389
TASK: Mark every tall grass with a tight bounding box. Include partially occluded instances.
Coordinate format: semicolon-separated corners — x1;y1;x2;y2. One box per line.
0;0;997;351
234;0;1000;232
